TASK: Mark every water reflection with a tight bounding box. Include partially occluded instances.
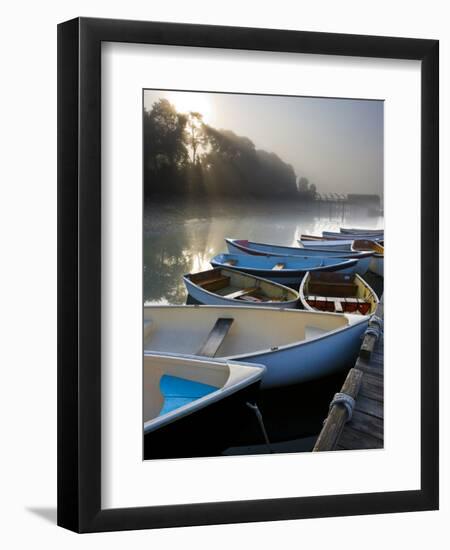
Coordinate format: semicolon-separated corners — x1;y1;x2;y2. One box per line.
143;199;383;304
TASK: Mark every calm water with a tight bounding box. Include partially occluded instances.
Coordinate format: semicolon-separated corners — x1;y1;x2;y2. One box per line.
144;199;383;304
143;199;383;455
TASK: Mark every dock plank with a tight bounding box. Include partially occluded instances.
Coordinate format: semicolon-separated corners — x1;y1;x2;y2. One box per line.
354;395;384;419
338;426;383;450
359;375;384;402
314;294;384;452
348;410;384;440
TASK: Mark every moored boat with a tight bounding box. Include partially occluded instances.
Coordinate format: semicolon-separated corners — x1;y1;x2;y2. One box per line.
210;253;358;285
353;239;384;254
225;238;371;275
144;353;265;458
340;227;384;235
184;267;299;308
353;239;384;276
299;271;379;315
226;238;371;258
322;230;383;241
143;305;370;388
299;238;355;251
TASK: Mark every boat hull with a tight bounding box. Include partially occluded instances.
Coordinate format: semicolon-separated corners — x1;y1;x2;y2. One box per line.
238;319;368;388
370;254;384;276
299;239;354;251
340;227;384;235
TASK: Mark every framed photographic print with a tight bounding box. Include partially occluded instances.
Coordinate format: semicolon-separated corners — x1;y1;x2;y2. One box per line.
57;17;439;532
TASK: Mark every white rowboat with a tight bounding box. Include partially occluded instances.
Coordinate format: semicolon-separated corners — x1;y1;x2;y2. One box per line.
299;271;379;315
143;305;369;388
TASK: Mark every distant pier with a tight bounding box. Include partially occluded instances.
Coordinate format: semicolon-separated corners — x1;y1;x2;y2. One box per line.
313;296;384;452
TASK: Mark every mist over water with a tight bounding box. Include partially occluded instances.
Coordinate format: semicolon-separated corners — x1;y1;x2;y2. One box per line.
143;199;383;305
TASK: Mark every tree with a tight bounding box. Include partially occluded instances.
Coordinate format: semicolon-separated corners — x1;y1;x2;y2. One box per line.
143;99;188;197
185;112;205;164
298;176;317;200
143;98;317;200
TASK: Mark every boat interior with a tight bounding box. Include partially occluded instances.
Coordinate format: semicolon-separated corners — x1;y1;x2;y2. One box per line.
143;354;261;426
353;239;384;255
143;306;353;359
303;272;376;315
188;268;297;303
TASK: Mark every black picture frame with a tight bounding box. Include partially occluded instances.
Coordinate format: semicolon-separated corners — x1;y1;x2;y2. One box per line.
57;17;439;533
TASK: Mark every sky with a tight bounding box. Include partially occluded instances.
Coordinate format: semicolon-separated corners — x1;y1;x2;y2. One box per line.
144;89;383;197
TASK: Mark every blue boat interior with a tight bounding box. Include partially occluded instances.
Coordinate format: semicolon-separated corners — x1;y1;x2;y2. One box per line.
158;375;219;416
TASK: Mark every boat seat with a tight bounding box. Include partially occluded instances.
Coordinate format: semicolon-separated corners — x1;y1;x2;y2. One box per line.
158;375;218;416
197;317;234;357
225;287;258;299
198;275;231;292
272;263;285;270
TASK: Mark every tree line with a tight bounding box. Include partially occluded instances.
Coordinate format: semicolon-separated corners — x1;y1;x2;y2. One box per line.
143;98;317;201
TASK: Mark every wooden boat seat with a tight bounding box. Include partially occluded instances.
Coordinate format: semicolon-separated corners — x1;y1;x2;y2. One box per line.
158;375;218;416
307;295;363;304
272;263;285;270
225;287;258;299
197;318;234;357
198;275;230;292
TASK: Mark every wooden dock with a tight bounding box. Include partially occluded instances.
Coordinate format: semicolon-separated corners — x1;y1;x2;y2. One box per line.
313;298;384;452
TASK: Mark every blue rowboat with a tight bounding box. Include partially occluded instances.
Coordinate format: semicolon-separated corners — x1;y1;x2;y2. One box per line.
340;227;384;235
225;239;371;276
184;267;299;308
322;230;383;241
143;305;370;388
299;238;355;251
143;353;265;458
226;238;371;258
210;253;358;285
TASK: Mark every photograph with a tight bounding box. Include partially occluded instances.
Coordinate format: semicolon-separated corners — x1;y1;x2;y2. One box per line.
53;12;440;535
142;89;384;460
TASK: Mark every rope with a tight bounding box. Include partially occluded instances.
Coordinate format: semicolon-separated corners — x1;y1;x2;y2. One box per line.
329;392;355;421
364;315;383;340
